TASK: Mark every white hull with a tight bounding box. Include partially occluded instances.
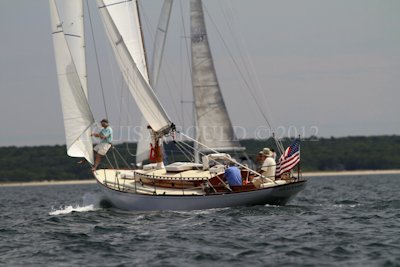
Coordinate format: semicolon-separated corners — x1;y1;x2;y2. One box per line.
95;177;306;211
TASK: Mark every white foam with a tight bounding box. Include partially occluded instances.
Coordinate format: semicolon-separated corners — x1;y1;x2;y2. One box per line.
49;204;98;215
172;207;230;215
49;192;104;215
332;203;362;208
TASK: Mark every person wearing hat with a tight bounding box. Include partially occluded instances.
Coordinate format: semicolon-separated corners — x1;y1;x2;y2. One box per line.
260;148;276;180
91;119;113;171
252;147;276;187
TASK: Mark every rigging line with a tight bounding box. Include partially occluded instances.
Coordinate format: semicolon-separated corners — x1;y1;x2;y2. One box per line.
179;0;193;86
126;142;136;158
111;148;120;169
176;139;241;172
218;1;284;154
174;141;195;162
113;146;132;169
176;143;195;162
175;140;207;160
217;2;257;94
136;0;151;81
219;3;266;115
86;0;109;119
136;1;182;125
120;78;138;158
202;4;273;131
104;154;115;169
117;71;138;147
179;3;187;130
118;73;125;130
205;4;272;130
179;0;194;125
180;132;270;180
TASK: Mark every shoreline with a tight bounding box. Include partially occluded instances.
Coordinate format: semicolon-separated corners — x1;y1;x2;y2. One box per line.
1;169;399;187
0;179;96;187
302;169;400;177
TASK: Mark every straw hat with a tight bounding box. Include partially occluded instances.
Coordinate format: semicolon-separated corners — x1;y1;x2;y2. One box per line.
259;147;273;157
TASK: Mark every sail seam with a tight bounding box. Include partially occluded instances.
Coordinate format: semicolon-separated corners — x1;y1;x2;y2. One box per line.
64;33;82;38
99;0;132;9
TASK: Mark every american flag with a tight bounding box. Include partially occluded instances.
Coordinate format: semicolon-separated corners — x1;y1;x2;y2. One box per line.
276;139;300;177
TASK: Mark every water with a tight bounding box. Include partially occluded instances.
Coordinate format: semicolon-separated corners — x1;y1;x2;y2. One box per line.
1;175;399;267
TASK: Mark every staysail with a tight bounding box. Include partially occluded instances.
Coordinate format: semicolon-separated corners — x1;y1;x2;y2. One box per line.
97;0;172;133
102;0;149;80
49;0;95;164
190;0;243;152
136;0;174;164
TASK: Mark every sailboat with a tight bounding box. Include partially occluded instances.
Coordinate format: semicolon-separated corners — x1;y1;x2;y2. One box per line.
49;0;306;211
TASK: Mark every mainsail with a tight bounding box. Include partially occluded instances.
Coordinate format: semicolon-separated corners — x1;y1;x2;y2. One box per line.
97;0;172;133
49;0;95;164
136;0;174;164
190;0;243;152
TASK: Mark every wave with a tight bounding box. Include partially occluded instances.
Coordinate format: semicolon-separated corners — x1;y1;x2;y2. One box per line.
49;204;98;215
49;192;103;215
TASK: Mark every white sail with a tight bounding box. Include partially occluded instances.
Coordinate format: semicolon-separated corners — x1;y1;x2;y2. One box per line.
150;0;173;87
102;0;149;81
136;0;174;164
49;0;95;164
97;0;172;133
190;0;243;151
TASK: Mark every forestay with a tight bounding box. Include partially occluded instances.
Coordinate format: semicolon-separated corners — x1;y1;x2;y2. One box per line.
190;0;243;152
49;0;95;164
97;0;172;133
136;0;174;164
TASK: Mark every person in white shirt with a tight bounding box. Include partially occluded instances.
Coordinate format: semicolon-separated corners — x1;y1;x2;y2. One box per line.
252;147;276;187
261;148;276;181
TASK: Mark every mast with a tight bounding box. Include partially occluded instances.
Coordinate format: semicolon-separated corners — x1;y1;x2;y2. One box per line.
136;0;174;165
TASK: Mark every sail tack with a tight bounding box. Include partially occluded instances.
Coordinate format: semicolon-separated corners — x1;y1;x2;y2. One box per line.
190;0;243;151
97;0;172;134
49;0;95;164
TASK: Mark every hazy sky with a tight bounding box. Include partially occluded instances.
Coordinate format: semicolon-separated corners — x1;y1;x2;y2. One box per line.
0;0;399;147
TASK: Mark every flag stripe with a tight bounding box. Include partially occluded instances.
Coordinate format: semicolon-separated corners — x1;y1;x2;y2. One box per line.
275;139;300;177
277;154;299;171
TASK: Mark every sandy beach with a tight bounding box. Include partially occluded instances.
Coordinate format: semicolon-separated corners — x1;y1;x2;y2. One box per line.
0;179;96;187
303;169;400;177
1;169;399;187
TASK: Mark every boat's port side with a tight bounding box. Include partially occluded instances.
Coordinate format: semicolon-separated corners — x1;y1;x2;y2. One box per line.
94;169;206;196
93;168;305;197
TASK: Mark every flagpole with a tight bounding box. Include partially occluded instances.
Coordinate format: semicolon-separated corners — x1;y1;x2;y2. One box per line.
297;135;301;181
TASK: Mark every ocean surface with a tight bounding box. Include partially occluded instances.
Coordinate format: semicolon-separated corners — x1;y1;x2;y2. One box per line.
1;174;399;267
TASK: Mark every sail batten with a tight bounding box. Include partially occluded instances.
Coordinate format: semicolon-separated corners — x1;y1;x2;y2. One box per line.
190;0;243;152
49;0;95;164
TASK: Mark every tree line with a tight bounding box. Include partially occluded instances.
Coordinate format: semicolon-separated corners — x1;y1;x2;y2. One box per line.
0;135;399;182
